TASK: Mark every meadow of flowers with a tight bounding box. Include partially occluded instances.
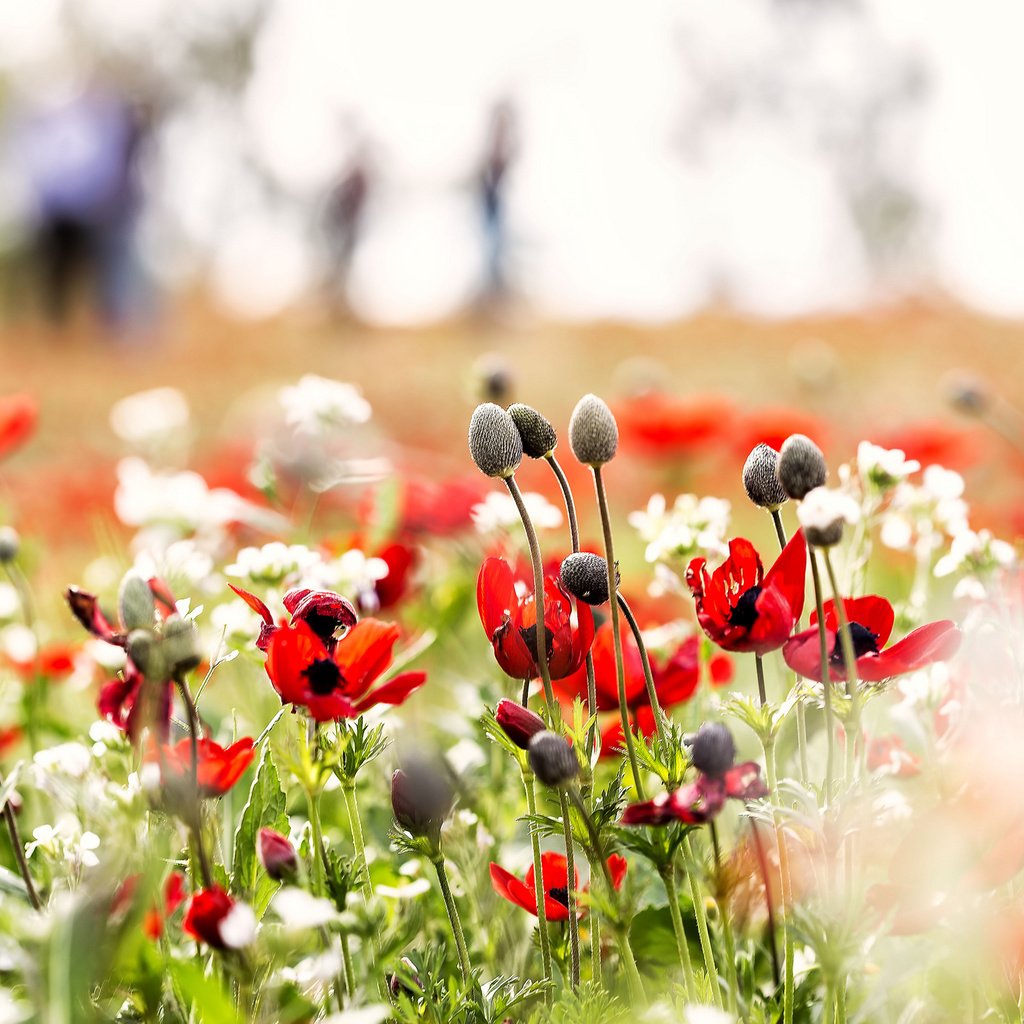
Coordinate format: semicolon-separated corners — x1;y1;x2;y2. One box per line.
0;374;1020;1024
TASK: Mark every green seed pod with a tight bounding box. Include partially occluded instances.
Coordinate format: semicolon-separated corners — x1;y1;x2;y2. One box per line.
568;394;618;467
468;403;523;479
777;434;827;501
119;573;155;632
507;403;557;459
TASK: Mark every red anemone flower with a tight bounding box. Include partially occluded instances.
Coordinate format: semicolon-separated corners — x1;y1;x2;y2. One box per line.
99;661;172;742
155;736;255;797
229;584;357;654
554;623;731;753
265;618;426;721
0;394;37;460
781;595;960;683
183;887;256;950
489;850;627;921
686;531;807;656
114;872;186;939
621;763;768;826
66;577;177;648
477;557;594;682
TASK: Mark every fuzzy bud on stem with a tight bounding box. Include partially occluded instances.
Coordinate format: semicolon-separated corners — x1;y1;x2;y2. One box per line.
560;552;616;606
163;615;202;676
507;403;558;459
688;722;736;777
391;761;454;843
568;394;618;467
743;444;788;510
119;573;156;632
258;828;299;883
777;434;828;501
468;403;523;479
527;730;579;788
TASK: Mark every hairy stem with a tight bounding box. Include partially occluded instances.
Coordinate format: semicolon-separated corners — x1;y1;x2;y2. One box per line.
342;781;373;901
682;834;723;1009
618;594;669;740
523;770;553;999
662;865;698;1001
808;550;835;805
559;789;581;989
1;773;41;910
433;855;472;986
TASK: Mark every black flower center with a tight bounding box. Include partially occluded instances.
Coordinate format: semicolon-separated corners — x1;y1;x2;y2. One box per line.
729;586;762;629
519;623;554;665
302;658;342;695
547;886;569;907
829;621;880;665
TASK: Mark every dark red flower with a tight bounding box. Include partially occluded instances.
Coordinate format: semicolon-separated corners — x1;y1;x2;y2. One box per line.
228;583;357;654
155;736;255;797
781;595;960;683
265;618;426;721
98;662;172;741
183;887;255;949
114;872;186;939
494;698;547;749
258;828;299;882
477;557;594;682
686;531;807;656
489;850;627;921
372;540;418;610
66;577;177;647
0;394;37;460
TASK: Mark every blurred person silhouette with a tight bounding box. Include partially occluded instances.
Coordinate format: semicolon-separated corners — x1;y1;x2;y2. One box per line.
322;140;372;319
13;76;154;337
475;100;517;310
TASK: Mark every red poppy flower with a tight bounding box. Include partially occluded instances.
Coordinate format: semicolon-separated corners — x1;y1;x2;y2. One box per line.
0;394;37;460
686;531;807;656
0;726;21;758
66;577;177;648
265;618;426;721
781;595;960;683
99;662;172;741
613;392;731;455
621;763;768;826
155;736;255;797
183;887;256;950
372;540;418;610
9;644;79;679
477;557;594;682
114;872;186;939
554;623;731;753
229;583;358;654
489;850;627;921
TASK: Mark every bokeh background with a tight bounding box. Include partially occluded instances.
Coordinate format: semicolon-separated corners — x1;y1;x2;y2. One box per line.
1;0;1022;583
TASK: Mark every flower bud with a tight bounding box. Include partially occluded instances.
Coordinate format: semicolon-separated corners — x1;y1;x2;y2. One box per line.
776;434;827;501
118;573;156;632
688;722;736;777
796;486;861;548
507;403;557;459
527;730;578;788
162;615;202;675
472;353;513;405
126;629;166;681
391;760;454;841
258;827;299;883
495;698;546;749
468;403;523;479
568;394;618;467
0;527;19;564
559;552;616;606
742;444;788;510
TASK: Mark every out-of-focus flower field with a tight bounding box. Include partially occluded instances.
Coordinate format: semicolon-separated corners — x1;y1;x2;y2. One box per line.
0;304;1023;1024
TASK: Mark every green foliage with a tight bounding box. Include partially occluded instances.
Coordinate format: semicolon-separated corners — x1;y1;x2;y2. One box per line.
167;959;241;1024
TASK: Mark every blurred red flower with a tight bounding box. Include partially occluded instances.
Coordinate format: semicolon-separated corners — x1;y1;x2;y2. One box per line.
613;392;731;454
155;736;255;797
265;618;426;721
0;395;37;460
687;531;807;655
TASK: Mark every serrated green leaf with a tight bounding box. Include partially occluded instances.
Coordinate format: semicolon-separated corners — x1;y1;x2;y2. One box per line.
231;743;288;906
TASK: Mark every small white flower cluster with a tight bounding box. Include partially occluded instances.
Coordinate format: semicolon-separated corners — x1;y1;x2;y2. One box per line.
25;816;101;869
630;493;731;567
934;529;1017;600
796;485;862;537
471;490;563;534
856;441;920;492
877;465;969;554
303;549;390;613
279;375;372;436
226;542;324;585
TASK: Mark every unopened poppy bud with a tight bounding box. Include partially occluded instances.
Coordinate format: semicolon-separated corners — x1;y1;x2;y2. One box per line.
527;730;578;788
797;486;861;548
507;403;557;459
743;444;788;510
688;722;736;777
127;629;166;681
569;394;618;467
389;956;423;997
119;573;156;632
0;527;19;564
468;403;523;479
258;827;299;883
560;552;616;606
777;434;827;501
495;698;546;749
162;615;202;675
391;761;454;841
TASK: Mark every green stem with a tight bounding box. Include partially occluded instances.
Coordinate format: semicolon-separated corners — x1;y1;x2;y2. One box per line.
764;743;794;1024
1;773;41;910
824;984;836;1024
822;548;862;789
593;466;645;800
682;835;723;1009
755;654;768;707
795;699;809;786
342;781;373;901
836;978;848;1024
771;508;788;549
618;594;669;740
809;550;835;805
662;865;698;1002
307;789;327;896
341;934;356;1002
559;789;582;990
176;678;214;890
433;855;472;985
589;862;602;985
523;771;553;999
710;821;740;1016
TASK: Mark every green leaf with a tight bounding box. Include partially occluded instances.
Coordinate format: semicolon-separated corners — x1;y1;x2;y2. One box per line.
231;742;288;910
168;958;241;1024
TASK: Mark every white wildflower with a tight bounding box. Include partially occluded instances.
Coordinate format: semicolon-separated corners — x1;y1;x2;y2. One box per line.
33;742;92;779
374;878;432;900
272;887;339;930
225;542;324;585
934;529;1016;578
471;491;563;534
0;624;35;664
857;441;920;490
0;583;19;620
279;375;371;435
304;549;388;612
219;901;258;949
109;388;190;446
629;493;730;566
796;486;861;539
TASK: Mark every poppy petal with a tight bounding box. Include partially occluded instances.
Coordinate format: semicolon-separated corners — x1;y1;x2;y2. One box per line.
477;558;520;634
858;620;961;682
607;854;628;891
762;529;807;622
353;671;427;712
334;618;400;695
227;584;274;625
